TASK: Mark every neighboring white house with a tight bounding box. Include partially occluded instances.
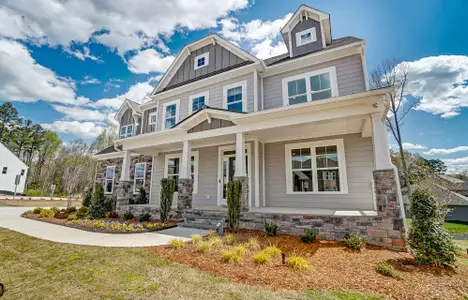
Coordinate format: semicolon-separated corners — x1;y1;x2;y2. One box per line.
0;142;28;194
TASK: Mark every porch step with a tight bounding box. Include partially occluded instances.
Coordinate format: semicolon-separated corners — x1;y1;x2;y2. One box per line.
182;211;226;231
181;222;219;230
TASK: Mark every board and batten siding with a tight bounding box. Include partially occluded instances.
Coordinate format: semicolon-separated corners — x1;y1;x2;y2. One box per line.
141;107;157;134
167;44;246;88
120;109;133;126
157;73;254;131
290;18;324;57
264;133;375;210
263;54;366;110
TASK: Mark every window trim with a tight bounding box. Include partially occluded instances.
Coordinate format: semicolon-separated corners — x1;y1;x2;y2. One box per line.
281;66;338;107
188;91;210;114
120;124;134;138
284;139;348;195
133;162;147;194
105;166;116;195
194;52;209;70
296;27;317;47
162;99;180;130
148;112;158;126
164;151;199;194
222;80;247;112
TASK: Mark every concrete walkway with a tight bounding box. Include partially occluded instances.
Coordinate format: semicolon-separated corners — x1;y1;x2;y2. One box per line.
0;207;207;247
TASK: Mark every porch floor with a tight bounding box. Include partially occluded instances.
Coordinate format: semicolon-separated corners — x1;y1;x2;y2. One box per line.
191;205;378;217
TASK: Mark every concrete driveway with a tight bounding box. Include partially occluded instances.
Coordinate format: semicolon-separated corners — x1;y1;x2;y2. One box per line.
0;207;207;247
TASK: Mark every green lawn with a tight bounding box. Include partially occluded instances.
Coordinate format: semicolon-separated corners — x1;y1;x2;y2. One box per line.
406;218;468;234
0;229;380;300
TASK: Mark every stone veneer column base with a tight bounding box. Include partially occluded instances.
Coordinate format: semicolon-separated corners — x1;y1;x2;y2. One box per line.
116;181;132;209
233;176;249;212
177;178;193;211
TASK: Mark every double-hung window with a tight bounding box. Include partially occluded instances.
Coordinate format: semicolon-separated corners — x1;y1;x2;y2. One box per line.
105;166;115;194
162;100;180;130
194;52;209;70
282;67;338;106
189;91;209;114
285;139;347;194
223;80;247;112
148;111;157;132
164;152;199;194
120;124;134;138
133;163;146;194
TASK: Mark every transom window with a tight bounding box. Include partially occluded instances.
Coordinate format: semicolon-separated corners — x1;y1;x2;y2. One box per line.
296;27;317;46
120;124;134;138
189;91;209;114
162;100;180;130
164;152;199;194
282;67;338;106
105;166;115;194
285;139;347;194
133;163;146;194
194;52;209;70
223;81;246;112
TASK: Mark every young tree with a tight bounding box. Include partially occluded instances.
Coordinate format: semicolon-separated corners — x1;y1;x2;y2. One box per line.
370;59;415;193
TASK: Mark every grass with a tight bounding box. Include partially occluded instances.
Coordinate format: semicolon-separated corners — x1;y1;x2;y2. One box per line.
406;218;468;235
0;199;81;207
0;228;382;300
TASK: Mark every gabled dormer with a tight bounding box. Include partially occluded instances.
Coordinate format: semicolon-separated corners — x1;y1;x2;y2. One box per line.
115;98;142;139
281;5;332;58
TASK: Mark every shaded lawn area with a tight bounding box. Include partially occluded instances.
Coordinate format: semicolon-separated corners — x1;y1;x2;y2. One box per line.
0;199;81;207
406;218;468;234
0;229;379;300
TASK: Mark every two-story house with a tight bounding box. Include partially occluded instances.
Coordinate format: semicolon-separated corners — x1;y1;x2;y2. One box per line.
94;5;407;250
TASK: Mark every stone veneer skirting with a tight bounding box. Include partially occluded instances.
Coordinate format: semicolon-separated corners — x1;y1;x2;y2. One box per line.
116;205;180;221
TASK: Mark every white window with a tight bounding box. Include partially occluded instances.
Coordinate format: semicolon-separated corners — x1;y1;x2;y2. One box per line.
120;124;134;138
133;163;146;194
296;27;317;47
285;139;348;194
189;91;209;114
223;80;247;112
164;151;199;194
282;67;338;106
105;166;115;194
194;52;209;70
162;99;180;130
148;111;157;132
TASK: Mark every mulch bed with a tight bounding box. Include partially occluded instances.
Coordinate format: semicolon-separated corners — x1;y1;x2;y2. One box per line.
147;229;468;300
22;213;178;234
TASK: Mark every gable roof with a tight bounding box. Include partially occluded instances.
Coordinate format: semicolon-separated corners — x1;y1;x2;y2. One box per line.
0;142;28;169
95;145;118;156
115;98;142;121
171;105;245;130
151;34;261;96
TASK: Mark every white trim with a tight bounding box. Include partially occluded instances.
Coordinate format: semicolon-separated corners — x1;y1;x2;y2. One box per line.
133;162;146;194
254;138;260;207
320;24;326;48
360;45;370;91
281;66;338;106
164;151;199;194
162;99;180;130
149;156;154;204
148;111;158;126
260;74;264;110
194;52;209;70
288;31;293;58
223;80;247;112
284;138;348;195
296;27;317;47
217;144;252;206
281;5;329;34
104;165;116;194
188;91;210;114
262;142;266;207
253;70;258;112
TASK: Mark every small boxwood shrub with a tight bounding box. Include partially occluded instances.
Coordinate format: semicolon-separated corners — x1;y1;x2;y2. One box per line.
76;206;88;218
67;213;78;220
108;211;119;218
32;207;42;214
263;245;281;257
123;211;134;220
376;261;401;280
286;256;312;271
233;245;246;256
221;250;242;264
191;234;202;243
39;209;54;218
343;232;366;250
300;229;319;243
196;242;211;254
264;220;280;236
170;239;185;249
139;213;152;222
253;251;270;264
222;234;236;245
209;237;223;249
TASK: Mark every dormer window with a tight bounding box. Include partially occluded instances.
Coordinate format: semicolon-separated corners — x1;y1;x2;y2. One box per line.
194;52;209;70
120;124;134;138
296;28;317;47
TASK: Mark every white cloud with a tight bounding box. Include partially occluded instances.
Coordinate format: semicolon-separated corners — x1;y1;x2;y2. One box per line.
104;78;123;92
0;39;87;105
444;156;468;169
251;39;287;59
80;76;100;85
401;55;468;118
424;146;468;156
92;78;155;110
127;49;175;74
51;105;106;121
391;142;427;150
64;46;101;62
42;120;106;139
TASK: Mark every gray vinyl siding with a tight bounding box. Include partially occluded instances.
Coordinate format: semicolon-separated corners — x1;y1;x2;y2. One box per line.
167;44;246;88
263;54;366;110
264;133;375;210
157;73;254;131
142;107;157;134
120;109;133;126
291;18;324;57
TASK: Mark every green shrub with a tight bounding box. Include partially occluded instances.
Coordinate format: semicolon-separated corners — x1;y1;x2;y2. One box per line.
376;262;401;280
245;237;261;250
263;245;281;257
233;245;246;256
209;237;223;249
191;234;202;243
65;206;77;214
76;206;88;218
82;186;92;207
300;229;319;243
222;234;236;245
160;178;175;223
264;220;280;236
67;213;78;220
252;252;270;264
50;207;60;213
89;184;106;219
226;180;242;232
221;250;242;264
108;211;119;218
54;211;68;219
170;239;185;249
408;188;457;266
123;211;134;220
207;231;218;239
196;242;211;254
103;196;116;213
286;256;311;271
343;232;366;250
32;207;42;214
139;213;152;222
136;187;148;204
39;209;54;218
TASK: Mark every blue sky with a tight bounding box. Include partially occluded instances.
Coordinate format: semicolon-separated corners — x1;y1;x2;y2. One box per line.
0;0;467;172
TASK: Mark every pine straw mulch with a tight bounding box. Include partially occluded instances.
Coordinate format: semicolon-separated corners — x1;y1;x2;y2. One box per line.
147;229;468;300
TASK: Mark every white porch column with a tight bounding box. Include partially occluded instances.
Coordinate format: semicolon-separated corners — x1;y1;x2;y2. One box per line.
120;150;132;182
180;140;192;179
371;113;392;170
234;132;246;177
